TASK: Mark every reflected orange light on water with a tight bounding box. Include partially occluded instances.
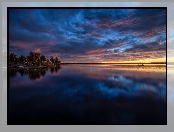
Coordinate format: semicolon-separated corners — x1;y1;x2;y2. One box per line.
108;65;166;73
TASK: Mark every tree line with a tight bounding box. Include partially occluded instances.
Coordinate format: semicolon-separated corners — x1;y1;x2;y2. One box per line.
9;51;61;67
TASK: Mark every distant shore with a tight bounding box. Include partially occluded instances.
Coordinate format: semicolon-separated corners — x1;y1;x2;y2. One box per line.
8;63;167;69
61;63;166;65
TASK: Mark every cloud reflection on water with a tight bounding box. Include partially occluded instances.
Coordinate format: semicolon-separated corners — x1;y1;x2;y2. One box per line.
8;65;166;124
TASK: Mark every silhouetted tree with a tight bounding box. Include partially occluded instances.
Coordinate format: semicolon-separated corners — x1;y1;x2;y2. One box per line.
55;57;61;66
40;55;47;66
50;56;55;64
27;51;41;66
9;53;18;66
9;51;61;67
18;55;27;65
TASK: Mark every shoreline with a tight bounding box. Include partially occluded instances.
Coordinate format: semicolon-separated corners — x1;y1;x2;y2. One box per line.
9;66;47;70
8;64;166;70
61;63;166;65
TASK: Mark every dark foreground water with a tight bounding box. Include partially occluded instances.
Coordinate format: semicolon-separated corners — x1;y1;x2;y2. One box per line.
8;64;166;125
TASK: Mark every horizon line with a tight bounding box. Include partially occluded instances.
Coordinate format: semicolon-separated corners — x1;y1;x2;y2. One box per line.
61;62;166;64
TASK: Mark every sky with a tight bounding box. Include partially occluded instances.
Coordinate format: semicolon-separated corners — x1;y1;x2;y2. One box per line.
9;8;166;63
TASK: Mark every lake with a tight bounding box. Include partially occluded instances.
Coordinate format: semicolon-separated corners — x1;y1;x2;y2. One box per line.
8;64;167;125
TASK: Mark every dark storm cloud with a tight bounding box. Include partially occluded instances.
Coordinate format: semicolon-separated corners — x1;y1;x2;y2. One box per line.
9;8;166;62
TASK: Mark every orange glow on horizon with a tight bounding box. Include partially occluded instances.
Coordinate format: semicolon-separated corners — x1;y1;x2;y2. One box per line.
124;57;166;63
100;57;166;63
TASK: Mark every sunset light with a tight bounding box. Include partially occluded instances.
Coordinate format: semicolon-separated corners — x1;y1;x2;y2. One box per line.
9;8;166;63
8;7;167;125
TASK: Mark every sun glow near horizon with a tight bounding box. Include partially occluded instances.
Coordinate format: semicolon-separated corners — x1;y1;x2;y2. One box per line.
123;57;166;63
9;8;166;64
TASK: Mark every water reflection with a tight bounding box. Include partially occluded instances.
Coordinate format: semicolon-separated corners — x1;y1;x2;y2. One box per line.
50;66;60;74
9;69;17;78
8;65;166;125
9;66;61;80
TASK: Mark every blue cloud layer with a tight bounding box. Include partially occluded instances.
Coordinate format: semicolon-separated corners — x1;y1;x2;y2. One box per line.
9;8;166;62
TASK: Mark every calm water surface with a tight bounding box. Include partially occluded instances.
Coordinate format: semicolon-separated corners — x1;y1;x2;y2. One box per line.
8;64;166;124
